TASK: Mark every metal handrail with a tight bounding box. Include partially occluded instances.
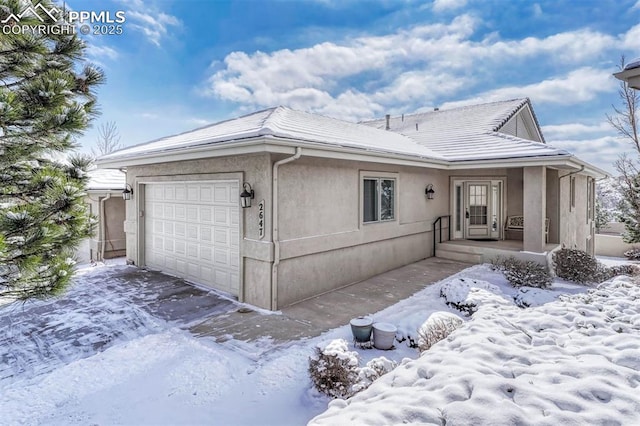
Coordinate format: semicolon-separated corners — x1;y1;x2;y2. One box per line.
433;215;451;255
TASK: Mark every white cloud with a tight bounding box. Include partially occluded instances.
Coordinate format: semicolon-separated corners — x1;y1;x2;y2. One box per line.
622;23;640;51
119;1;181;47
432;0;468;13
542;122;611;139
187;118;211;127
551;135;633;174
532;3;543;18
204;15;637;122
633;0;640;10
86;45;119;61
440;67;617;109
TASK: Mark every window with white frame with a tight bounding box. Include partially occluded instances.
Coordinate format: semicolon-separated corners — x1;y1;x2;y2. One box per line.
570;176;576;211
363;177;396;223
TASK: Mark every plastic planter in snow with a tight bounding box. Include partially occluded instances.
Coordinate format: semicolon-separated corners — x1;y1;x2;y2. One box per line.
350;317;373;343
373;322;397;350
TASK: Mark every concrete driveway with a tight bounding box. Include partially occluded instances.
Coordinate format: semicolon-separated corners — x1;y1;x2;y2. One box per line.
0;257;469;380
0;266;237;382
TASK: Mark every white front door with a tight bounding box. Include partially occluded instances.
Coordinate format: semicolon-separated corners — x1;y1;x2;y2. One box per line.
453;180;502;240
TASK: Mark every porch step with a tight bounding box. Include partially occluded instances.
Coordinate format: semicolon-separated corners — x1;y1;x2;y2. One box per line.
435;243;484;264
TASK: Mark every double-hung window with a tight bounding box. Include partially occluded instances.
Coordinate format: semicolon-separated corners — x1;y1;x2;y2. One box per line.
363;177;396;223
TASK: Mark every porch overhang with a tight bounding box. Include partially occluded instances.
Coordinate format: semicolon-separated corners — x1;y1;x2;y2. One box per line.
447;155;607;179
614;64;640;90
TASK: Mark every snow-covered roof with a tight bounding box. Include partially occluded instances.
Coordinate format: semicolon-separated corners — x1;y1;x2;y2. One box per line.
98;98;578;167
624;58;640;70
87;168;126;191
100;107;445;162
361;99;566;161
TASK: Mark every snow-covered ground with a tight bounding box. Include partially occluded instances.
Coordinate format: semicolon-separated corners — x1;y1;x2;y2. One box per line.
1;259;639;425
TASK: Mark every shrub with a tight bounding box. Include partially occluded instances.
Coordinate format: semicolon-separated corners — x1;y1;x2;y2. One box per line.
599;264;638;281
492;256;552;289
352;356;397;393
417;312;463;352
552;248;601;284
439;278;505;315
308;339;360;399
623;246;640;260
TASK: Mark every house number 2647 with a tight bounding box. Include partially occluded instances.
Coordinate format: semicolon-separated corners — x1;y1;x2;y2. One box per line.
258;200;265;239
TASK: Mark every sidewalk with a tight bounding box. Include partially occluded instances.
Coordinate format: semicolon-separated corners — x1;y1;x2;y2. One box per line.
190;257;470;346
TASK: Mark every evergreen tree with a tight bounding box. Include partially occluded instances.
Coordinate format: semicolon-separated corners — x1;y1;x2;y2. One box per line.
0;0;105;299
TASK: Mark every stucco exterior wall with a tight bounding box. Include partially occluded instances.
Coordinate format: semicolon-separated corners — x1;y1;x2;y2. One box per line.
276;157;449;307
595;234;636;257
103;197;126;257
124;153;274;308
558;173;590;252
506;168;523;218
545;169;560;244
84;192;126;262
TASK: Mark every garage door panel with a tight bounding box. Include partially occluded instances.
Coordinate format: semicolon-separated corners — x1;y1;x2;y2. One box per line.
201;207;213;223
187;224;198;240
230;229;239;248
145;181;240;296
201;226;212;242
213;207;228;225
214;229;228;245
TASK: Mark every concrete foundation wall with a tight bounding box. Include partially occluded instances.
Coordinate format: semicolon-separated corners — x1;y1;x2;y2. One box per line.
595;234;637;257
277;232;429;306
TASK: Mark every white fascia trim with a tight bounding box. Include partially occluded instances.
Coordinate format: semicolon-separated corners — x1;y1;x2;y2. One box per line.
448;155;607;178
96;135;451;170
95;135;606;177
96;139;279;168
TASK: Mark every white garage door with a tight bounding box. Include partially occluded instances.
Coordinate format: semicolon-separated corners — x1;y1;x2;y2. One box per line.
144;181;240;296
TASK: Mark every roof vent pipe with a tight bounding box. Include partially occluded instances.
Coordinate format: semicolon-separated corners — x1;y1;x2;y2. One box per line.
385;114;390;130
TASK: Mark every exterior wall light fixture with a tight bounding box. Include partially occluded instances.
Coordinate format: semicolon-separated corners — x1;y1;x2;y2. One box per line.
122;184;133;200
425;184;435;200
240;182;255;208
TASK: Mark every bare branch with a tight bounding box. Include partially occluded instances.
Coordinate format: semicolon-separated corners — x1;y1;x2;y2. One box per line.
91;121;122;157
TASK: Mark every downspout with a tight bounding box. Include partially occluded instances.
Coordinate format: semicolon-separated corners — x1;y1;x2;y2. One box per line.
99;193;112;262
271;147;303;310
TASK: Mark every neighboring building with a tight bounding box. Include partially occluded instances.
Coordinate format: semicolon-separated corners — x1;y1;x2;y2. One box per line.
76;169;127;264
614;58;640;89
97;99;606;310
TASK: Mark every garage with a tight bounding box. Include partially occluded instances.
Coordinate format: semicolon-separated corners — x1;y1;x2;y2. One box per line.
144;181;240;296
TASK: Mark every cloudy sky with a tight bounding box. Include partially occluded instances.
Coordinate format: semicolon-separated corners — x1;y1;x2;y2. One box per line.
71;0;640;173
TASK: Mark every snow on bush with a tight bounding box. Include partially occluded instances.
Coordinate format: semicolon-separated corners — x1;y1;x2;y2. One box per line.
353;356;397;393
309;340;400;398
439;277;507;315
417;312;463;352
553;247;601;284
623;246;640;260
310;276;640;425
491;256;551;289
308;339;360;399
514;286;558;308
554;247;637;284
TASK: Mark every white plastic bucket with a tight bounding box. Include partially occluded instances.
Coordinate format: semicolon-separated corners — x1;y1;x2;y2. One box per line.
373;322;397;350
